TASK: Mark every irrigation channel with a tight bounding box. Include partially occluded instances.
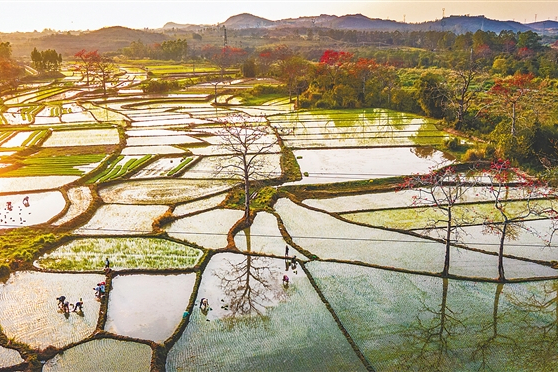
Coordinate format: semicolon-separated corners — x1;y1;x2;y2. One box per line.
1;65;558;371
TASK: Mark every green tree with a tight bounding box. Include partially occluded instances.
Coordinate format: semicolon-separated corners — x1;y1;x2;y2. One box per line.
414;72;446;118
161;38;188;61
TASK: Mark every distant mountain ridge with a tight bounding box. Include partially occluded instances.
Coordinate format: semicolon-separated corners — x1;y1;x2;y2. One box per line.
9;26;170;58
164;12;558;34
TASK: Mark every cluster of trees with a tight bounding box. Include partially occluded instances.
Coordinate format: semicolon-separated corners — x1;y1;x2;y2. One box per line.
30;47;62;72
74;50;119;95
235;43;557;169
0;42;24;91
121;39;188;61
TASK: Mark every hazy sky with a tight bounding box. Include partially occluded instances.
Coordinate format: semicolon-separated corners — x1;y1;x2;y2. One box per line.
1;0;557;33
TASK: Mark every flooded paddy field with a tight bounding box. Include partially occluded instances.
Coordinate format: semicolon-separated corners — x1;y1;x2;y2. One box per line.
0;271;103;349
105;274;196;342
166;253;365;371
290;147;452;184
42;338;152;372
2;72;558;370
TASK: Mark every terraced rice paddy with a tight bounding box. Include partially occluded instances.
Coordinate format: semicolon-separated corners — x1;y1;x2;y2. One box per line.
120;145;186;155
291;147;452;184
302;186;528;213
308;262;558;371
52;186;93;226
0;191;66;228
0;347;23;368
341;199;554;230
98;179;232;204
269;108;449;148
0;175;80;193
41;128;120;147
180;153;282;180
2;72;558;370
131;156;195;178
172;193;226;216
167;253;365;371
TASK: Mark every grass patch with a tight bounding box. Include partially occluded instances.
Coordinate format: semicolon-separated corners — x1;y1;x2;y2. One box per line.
89;155;152;183
0;228;67;278
1;152;106;177
36;237;203;270
280;146;302;183
21;129;49;147
167;157;193;176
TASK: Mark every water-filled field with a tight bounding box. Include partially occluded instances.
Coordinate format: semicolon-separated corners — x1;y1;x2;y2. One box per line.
105;274;196;342
1;71;557;370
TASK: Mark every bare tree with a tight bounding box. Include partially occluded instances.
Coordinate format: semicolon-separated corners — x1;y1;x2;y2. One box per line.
400;165;477;277
443;53;484;130
74;49;99;85
214;254;285;318
91;55;118;95
217;117;279;221
479;159;543;282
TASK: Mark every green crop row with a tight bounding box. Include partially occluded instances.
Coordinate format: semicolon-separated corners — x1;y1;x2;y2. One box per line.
20;105;44;122
0;130;13;144
167;157;193;176
3;153;106;177
21;130;49;147
93;154;152;183
88;155;124;183
49;105;71;117
31;87;69;102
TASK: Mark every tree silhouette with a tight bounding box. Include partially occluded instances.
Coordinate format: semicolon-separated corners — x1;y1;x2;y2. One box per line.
74;49;99;85
401;278;464;370
214;252;285;318
479;159;543;282
216;117;279;221
471;283;517;370
400;165;477;277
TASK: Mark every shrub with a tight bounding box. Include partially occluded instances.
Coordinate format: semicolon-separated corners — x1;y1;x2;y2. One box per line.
462;148;486;161
315;99;333;109
250;84;285;96
298;97;312;108
0;264;9;278
442;137;460;151
140;79;180;93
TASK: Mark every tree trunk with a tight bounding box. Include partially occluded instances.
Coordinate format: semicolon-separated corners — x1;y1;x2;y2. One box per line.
498;223;507;282
243;156;250;221
511;103;515;136
493;283;503;337
442;208;452;277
